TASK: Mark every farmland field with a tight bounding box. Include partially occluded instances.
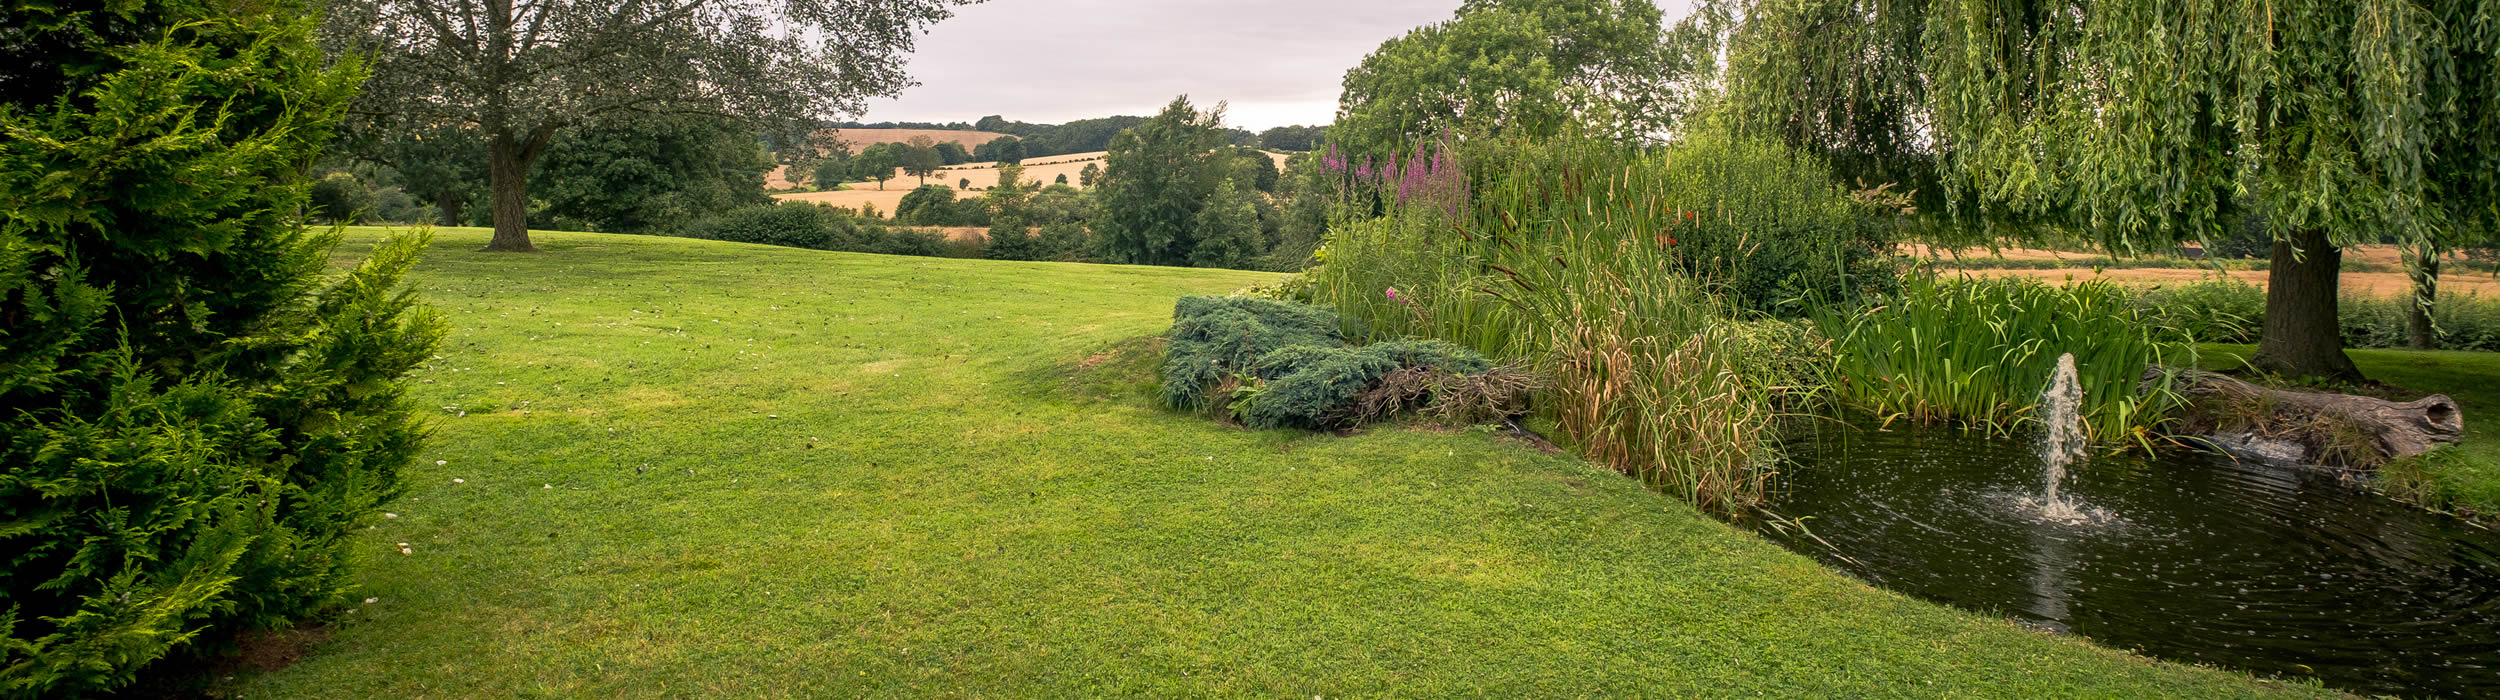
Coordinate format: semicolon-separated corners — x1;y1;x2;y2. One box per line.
775;150;1295;220
1913;244;2498;297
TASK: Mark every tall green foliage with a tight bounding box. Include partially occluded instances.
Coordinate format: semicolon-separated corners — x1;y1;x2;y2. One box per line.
1095;96;1242;267
1308;133;1886;507
0;3;445;694
1815;277;2193;447
1331;0;1688;157
529;114;775;235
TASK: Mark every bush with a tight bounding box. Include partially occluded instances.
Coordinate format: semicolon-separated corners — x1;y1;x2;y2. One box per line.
1;7;445;694
687;204;836;249
1035;222;1094;262
1158;296;1524;431
308;171;374;223
982;220;1044;261
1160;296;1344;410
2131;279;2267;344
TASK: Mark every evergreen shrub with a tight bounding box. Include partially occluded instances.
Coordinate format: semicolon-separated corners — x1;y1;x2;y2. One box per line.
1;5;444;694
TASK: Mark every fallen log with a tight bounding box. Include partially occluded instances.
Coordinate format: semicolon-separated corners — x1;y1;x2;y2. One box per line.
2151;368;2465;467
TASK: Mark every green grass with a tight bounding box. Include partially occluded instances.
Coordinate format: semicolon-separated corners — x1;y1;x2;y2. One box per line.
227;226;2320;697
2201;343;2500;515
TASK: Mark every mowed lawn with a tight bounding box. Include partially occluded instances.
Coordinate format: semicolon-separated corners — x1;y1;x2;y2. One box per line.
232;227;2319;697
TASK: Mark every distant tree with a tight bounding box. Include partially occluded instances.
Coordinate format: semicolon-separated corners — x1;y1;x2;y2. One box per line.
0;3;446;692
1189;178;1263;268
975;115;1014;133
852;144;901;190
363;122;486;226
1097;96;1236;266
975;135;1027;164
1258;125;1328;151
326;0;970;251
1231;147;1281;192
1079;161;1103;187
1055;173;1070;185
531;114;775;234
983;218;1045;260
960;177;972;190
934;141;972;165
894;184;984;226
815;153;855;190
899;135;946;185
1333;0;1679;158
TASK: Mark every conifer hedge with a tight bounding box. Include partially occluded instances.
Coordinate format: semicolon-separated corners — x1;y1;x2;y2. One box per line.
1;2;444;693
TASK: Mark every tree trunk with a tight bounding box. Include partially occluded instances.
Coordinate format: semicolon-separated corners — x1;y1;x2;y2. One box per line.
2251;227;2359;380
436;191;466;228
2407;248;2439;350
482;134;539;252
2161;368;2463;465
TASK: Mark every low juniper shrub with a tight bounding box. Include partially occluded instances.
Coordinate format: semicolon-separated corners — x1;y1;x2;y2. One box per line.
1161;296;1526;430
1160;296;1342;410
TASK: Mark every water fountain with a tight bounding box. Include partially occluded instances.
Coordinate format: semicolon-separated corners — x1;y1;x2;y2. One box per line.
2023;353;2104;524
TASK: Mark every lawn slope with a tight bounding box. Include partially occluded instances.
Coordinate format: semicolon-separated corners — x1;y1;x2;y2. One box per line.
231;227;2317;697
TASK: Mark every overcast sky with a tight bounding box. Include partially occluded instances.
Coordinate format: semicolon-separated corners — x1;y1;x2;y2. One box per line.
859;0;1697;132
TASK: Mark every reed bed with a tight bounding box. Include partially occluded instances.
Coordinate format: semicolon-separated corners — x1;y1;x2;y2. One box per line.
1307;134;1878;508
1814;276;2196;448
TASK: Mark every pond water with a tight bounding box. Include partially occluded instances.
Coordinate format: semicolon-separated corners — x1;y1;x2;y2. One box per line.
1743;421;2500;697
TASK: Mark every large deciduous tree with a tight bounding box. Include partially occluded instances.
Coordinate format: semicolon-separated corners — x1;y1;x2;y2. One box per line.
1331;0;1682;157
325;0;973;252
1096;96;1239;267
1920;0;2499;378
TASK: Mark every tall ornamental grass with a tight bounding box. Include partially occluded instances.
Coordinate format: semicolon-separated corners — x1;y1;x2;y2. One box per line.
1815;276;2195;447
1307;133;1891;508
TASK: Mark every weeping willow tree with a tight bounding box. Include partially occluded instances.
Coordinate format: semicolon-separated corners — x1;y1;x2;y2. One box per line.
1717;0;2499;378
1712;0;1938;203
1923;0;2499;378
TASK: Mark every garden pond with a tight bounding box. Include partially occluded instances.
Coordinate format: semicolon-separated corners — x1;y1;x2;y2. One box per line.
1742;420;2500;697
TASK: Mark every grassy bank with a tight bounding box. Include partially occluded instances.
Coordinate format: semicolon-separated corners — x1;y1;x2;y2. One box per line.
226;227;2316;696
2202;344;2500;515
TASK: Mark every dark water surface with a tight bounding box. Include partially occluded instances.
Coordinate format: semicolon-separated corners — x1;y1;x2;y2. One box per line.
1741;422;2500;697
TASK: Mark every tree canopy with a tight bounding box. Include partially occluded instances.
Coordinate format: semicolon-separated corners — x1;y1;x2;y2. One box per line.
530;115;775;234
1096;97;1240;267
325;0;972;251
1332;0;1679;157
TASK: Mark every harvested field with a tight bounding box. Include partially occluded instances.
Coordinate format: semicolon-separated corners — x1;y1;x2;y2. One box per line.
766;128;1014;188
1911;244;2497;297
772;150;1298;218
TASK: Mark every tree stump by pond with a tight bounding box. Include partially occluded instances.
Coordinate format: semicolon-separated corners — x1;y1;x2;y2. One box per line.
2152;368;2465;467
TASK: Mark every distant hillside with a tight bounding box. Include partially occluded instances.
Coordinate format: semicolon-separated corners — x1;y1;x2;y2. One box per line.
818;128;1011;154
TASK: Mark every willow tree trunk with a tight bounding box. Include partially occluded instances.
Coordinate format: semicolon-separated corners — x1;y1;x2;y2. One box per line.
482;134;539;253
2408;250;2439;350
2252;227;2360;380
